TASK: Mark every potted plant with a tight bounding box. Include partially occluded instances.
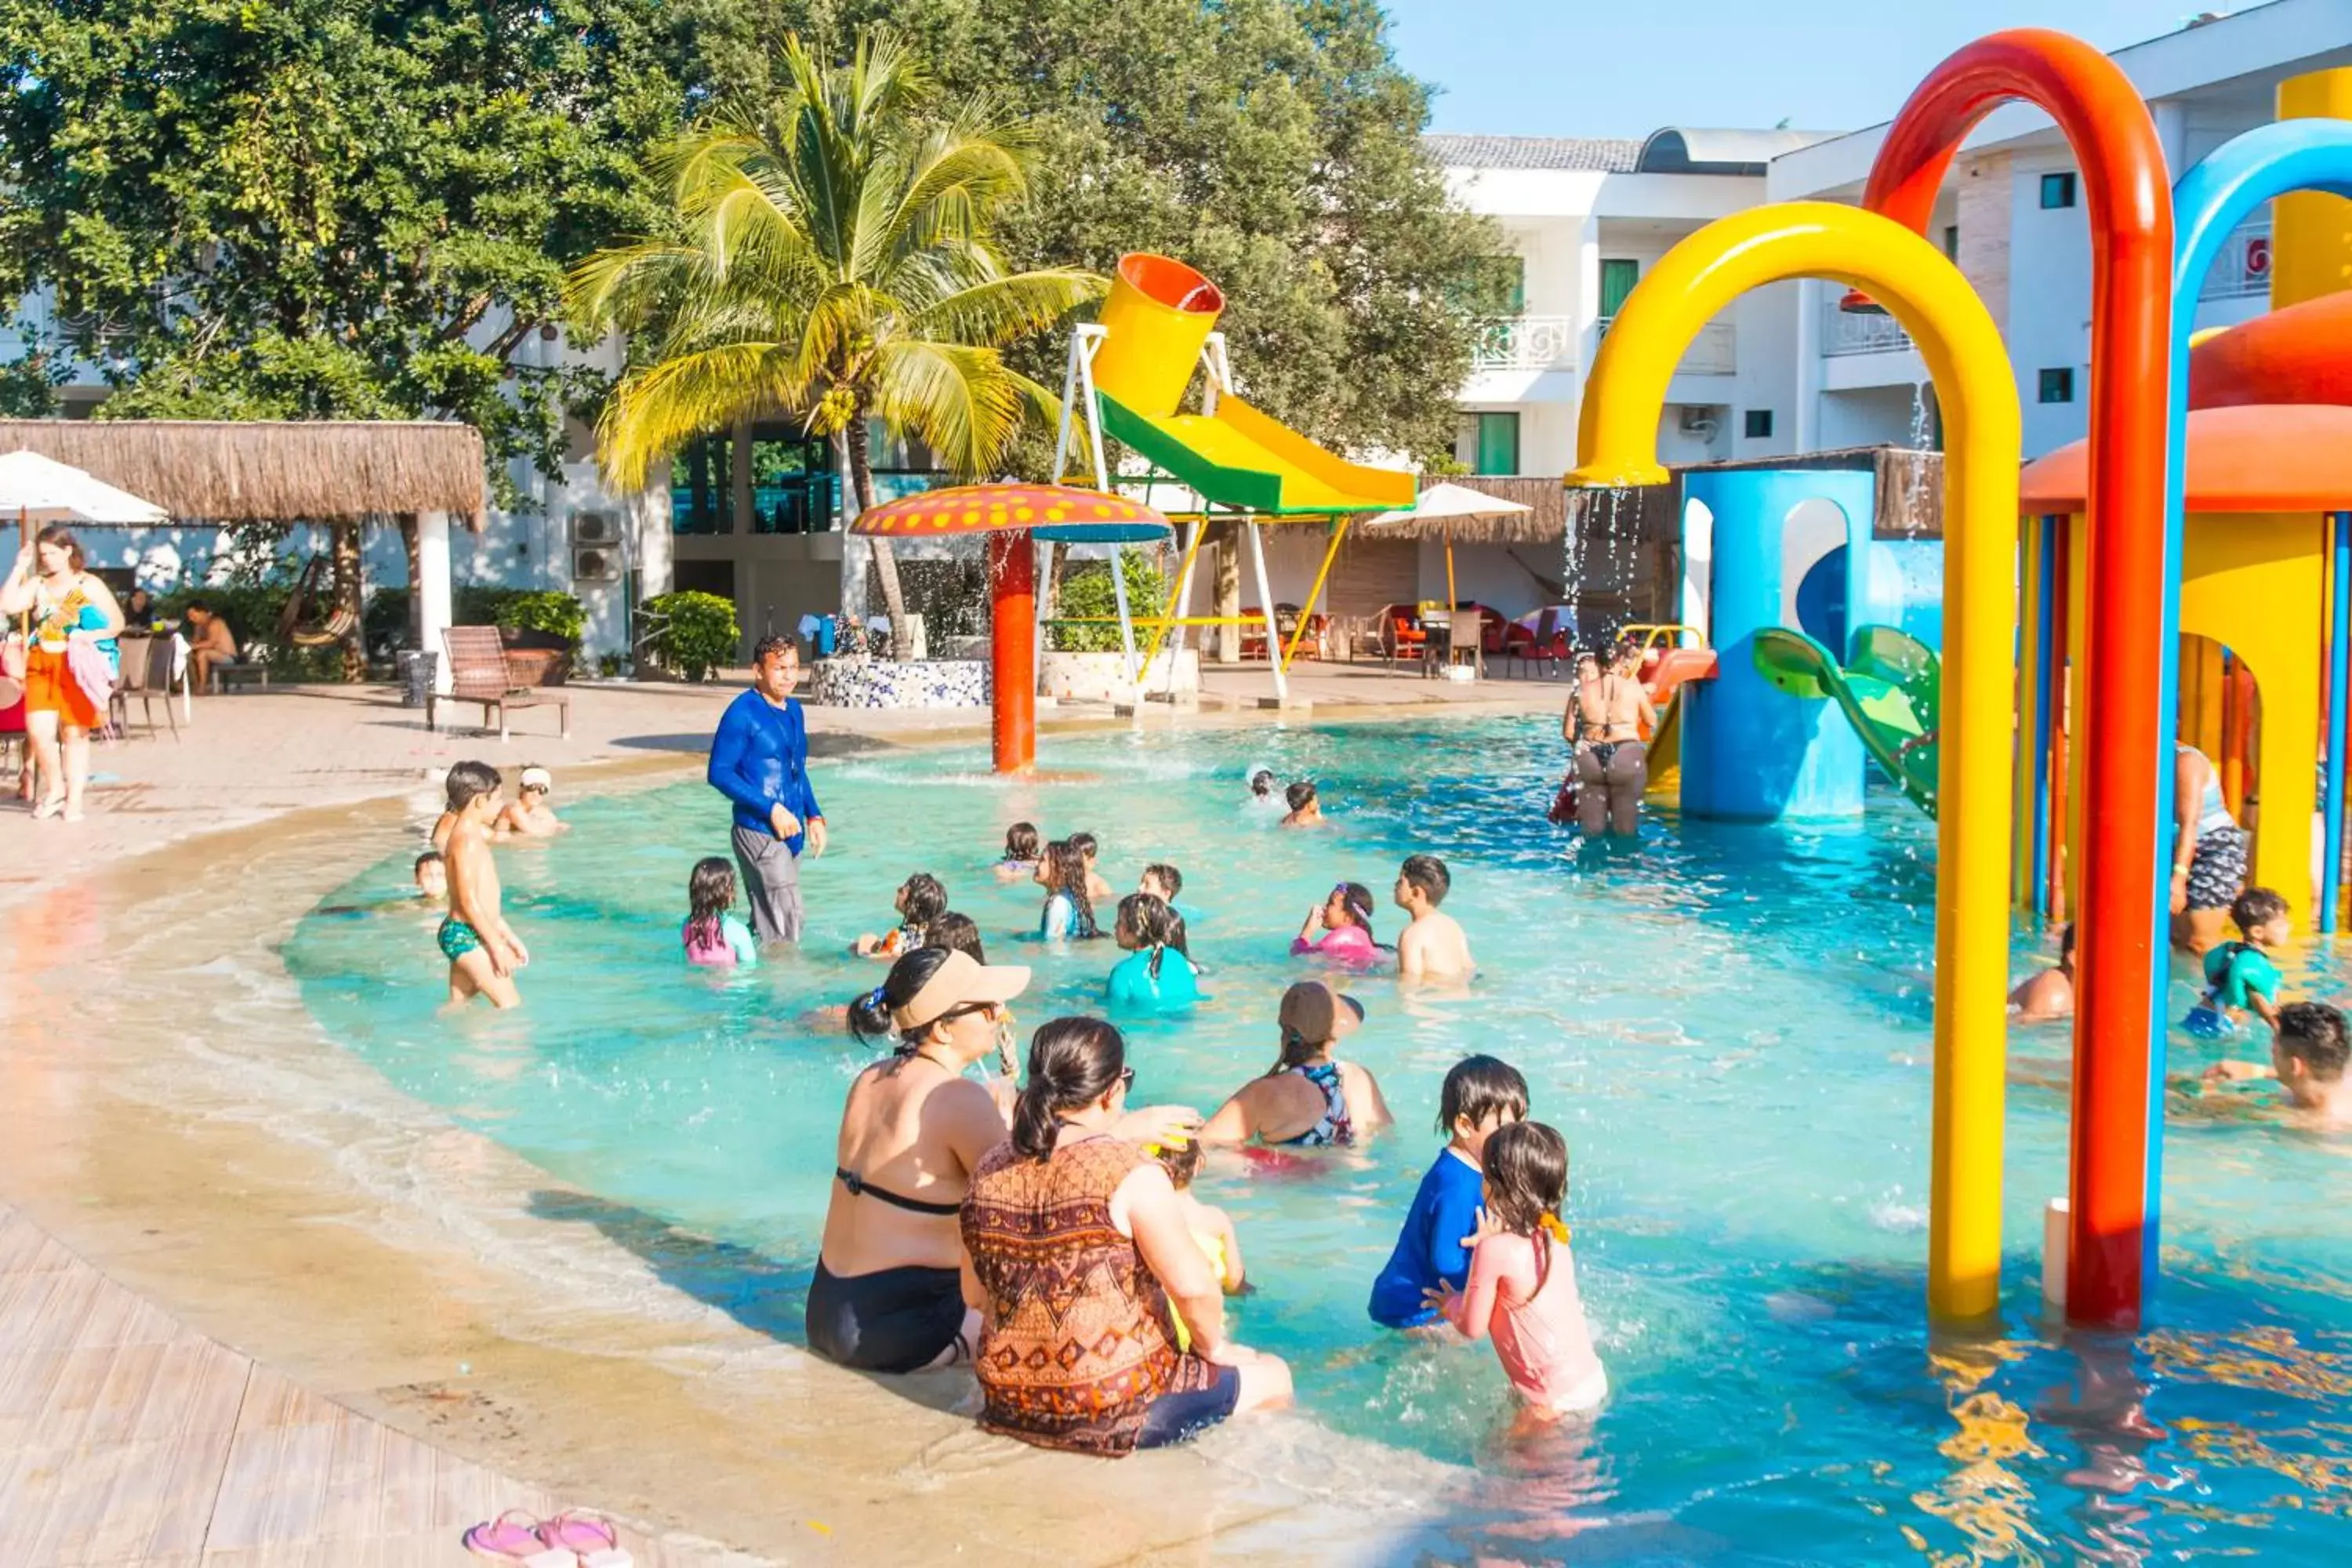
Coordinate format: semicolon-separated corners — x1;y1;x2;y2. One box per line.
485;590;586;686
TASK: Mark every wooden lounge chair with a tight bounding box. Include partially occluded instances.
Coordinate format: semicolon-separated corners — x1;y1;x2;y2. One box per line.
428;626;571;742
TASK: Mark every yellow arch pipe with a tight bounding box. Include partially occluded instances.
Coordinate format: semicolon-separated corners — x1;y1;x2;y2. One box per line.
1567;202;2022;1322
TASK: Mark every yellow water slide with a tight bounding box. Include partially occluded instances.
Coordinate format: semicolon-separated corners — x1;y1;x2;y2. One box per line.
1088;255;1414;514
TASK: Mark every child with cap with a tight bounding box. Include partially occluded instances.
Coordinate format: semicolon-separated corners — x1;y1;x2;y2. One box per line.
494;764;569;837
1368;1054;1528;1328
1200;979;1392;1147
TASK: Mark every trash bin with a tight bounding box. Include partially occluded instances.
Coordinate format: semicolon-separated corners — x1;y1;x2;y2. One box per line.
398;650;438;708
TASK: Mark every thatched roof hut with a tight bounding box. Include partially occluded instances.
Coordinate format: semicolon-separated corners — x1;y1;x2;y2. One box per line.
0;419;487;529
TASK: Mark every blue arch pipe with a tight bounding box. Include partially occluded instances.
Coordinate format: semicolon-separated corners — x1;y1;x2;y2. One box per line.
2328;512;2350;935
2033;514;2060;921
2161;121;2352;1294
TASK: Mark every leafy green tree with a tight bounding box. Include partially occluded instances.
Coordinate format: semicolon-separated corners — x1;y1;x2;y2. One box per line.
0;0;698;501
817;0;1501;466
568;26;1101;657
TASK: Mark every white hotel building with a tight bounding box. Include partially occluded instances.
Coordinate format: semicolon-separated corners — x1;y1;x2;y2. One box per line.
1441;0;2352;485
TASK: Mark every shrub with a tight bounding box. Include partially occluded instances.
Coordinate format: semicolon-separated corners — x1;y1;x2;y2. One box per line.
364;586;585;655
492;590;586;648
639;590;739;681
1051;550;1167;653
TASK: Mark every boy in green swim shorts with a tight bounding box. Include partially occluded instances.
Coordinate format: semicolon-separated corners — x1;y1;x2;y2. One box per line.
441;760;528;1008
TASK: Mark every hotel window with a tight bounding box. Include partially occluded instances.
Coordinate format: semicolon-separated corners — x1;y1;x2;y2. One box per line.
2040;172;2077;209
2038;368;2075;404
1743;409;1773;440
1599;259;1640;324
1456;411;1521;476
1942;224;1960;260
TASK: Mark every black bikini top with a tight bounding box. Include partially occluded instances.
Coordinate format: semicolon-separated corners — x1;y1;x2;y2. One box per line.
835;1167;960;1217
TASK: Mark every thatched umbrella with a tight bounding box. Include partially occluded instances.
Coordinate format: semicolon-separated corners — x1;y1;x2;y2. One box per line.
851;484;1173;773
1358;481;1537;615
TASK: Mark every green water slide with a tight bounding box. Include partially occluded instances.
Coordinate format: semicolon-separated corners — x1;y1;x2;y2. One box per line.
1751;624;1942;816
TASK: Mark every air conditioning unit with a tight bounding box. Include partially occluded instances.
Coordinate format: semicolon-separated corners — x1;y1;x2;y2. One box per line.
571;511;620;546
572;546;621;583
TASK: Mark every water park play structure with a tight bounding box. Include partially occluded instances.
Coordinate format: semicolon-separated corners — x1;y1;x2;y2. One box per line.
1650;459;1947;822
915;31;2352;1333
1052;254;1416;704
1569;33;2352;1331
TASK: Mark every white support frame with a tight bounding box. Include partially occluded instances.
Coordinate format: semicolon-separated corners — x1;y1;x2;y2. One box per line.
1242;510;1286;704
1048;319;1285;702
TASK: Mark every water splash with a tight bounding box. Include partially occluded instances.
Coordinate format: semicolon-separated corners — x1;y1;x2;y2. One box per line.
1565;486;1650;650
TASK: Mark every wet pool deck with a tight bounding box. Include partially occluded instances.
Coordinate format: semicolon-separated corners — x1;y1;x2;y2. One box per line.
0;665;1558;1566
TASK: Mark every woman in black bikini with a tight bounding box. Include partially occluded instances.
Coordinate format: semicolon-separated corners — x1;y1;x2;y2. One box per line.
808;947;1032;1373
1568;641;1657;837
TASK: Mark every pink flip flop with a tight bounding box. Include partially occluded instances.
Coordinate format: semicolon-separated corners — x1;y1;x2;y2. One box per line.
463;1511;575;1566
538;1512;633;1568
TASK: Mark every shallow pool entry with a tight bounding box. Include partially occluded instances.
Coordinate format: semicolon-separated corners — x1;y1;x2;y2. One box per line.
288;719;2352;1559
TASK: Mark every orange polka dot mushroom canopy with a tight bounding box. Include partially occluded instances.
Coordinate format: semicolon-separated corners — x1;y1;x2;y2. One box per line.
845;484;1174;544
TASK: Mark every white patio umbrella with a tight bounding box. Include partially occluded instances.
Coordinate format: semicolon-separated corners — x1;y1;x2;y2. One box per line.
1359;481;1534;614
0;449;170;535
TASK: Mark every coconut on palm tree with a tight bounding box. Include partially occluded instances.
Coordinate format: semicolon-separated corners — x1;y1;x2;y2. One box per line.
569;27;1103;659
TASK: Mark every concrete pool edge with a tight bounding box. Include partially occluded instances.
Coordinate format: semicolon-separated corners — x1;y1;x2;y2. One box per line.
0;703;1560;1561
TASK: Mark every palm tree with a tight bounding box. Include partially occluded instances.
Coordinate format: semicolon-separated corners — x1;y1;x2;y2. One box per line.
568;27;1103;658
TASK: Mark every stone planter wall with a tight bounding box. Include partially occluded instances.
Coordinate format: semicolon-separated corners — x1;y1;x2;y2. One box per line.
1039;648;1200;704
811;657;989;710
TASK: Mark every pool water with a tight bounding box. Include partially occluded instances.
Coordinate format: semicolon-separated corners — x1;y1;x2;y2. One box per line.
286;718;2352;1562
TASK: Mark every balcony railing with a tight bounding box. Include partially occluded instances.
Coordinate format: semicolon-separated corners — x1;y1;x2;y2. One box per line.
1669;318;1736;374
1475;314;1735;374
1471;314;1577;372
2199;217;2271;301
1821;298;1915;357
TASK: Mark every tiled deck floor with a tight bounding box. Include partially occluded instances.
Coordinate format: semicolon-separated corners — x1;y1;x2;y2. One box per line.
0;1203;758;1567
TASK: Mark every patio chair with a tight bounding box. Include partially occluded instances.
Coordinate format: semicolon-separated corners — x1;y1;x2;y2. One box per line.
429;626;572;742
1380;604;1425;671
109;635;180;740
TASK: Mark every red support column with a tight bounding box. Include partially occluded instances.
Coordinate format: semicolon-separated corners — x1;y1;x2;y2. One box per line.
1862;29;2173;1329
990;531;1036;774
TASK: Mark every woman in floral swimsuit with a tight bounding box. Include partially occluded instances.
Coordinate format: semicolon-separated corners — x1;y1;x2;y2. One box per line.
960;1017;1291;1454
1;527;122;821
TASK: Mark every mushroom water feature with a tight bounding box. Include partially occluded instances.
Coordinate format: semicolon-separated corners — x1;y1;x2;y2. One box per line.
1566;201;2021;1323
1859;27;2176;1332
848;484;1174;773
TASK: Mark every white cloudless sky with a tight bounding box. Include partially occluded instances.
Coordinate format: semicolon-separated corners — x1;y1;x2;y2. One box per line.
1382;0;2227;139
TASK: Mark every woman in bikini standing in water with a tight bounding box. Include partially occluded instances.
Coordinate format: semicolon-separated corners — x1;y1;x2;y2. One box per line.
1567;640;1657;837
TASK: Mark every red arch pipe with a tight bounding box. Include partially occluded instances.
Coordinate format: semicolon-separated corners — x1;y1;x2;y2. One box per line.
1862;29;2173;1329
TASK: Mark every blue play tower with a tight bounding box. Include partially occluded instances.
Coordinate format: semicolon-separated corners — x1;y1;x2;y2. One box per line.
1675;465;1940;820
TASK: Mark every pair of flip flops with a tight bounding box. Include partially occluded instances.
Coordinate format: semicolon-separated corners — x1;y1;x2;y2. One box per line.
463;1510;632;1567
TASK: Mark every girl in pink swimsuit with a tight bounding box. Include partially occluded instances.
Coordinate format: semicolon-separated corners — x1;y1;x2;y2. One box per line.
1435;1120;1606;1417
1292;881;1383;967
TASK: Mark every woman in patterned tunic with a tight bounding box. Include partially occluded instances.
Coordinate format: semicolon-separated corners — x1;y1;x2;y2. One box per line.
959;1018;1292;1456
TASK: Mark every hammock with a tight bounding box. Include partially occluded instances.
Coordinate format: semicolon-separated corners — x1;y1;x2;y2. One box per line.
279;555;360;648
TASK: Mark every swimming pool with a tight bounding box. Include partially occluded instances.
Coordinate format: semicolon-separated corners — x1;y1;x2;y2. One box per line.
285;717;2352;1562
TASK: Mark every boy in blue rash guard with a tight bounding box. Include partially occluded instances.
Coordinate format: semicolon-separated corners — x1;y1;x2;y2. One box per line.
1368;1055;1529;1327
